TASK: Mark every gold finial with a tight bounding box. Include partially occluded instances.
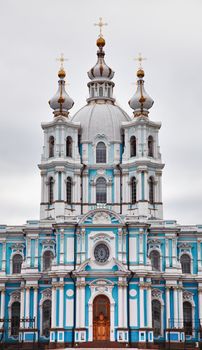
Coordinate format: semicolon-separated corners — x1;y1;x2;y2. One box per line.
94;17;108;37
56;53;68;78
134;53;146;78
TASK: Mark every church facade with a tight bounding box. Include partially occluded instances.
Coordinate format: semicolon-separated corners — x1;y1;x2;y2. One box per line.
0;31;202;349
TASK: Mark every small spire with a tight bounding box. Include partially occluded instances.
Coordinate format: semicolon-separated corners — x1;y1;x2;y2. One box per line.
49;54;74;117
56;53;68;79
87;18;115;103
134;53;146;78
129;54;153;117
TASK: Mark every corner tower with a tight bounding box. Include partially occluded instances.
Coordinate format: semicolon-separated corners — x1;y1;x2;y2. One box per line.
38;57;81;220
122;56;164;219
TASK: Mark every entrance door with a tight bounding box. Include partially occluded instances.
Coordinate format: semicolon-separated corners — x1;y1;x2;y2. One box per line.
93;295;110;341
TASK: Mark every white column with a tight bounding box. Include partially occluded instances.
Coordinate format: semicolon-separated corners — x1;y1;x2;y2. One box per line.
20;286;25;328
0;289;5;328
172;239;177;267
27;238;31;267
165;239;169;268
34;239;38;268
173;287;178;328
33;287;38;329
80;280;85;327
139;285;145;328
25;287;30;328
51;287;56;328
123;282;128;328
178;286;183;328
2;243;6;271
118;280;123;327
139;229;144;264
60;230;64;265
198;241;202;269
147;287;152;328
76;283;80;328
166;287;170;328
59;282;64;328
198;288;202;327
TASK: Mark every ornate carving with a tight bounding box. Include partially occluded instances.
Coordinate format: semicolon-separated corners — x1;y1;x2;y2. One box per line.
152;289;162;300
11;243;25;251
10;290;21;303
42;288;52;300
92;212;111;224
183;290;193;301
178;243;192;249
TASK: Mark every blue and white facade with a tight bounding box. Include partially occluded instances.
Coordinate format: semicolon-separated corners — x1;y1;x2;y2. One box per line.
0;34;202;348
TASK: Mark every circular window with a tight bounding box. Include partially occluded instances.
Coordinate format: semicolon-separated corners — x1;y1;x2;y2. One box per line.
94;243;110;263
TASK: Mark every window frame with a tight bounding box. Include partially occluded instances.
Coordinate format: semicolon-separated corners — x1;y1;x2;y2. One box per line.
49;136;55;158
96;177;107;204
130;136;136;157
96;142;107;164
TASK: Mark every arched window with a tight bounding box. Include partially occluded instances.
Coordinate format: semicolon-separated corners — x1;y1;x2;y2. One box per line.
152;300;161;337
148;135;154;157
149;176;154;204
42;299;51;337
180;254;191;273
13;254;23;274
96;177;107;203
150;250;160;271
96;142;106;163
130;136;136;157
11;301;20;336
66;177;72;204
131;177;137;204
43;251;54;272
66;136;72;157
183;301;192;335
49;177;54;204
49;136;54;158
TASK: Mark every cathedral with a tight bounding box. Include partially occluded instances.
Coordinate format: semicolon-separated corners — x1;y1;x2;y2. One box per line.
0;22;202;349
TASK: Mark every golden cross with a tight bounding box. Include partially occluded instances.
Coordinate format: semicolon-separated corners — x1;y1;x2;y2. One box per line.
134;53;147;68
56;53;68;69
94;17;108;37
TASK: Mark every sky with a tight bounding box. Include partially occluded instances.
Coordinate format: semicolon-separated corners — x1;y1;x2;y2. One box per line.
0;0;202;226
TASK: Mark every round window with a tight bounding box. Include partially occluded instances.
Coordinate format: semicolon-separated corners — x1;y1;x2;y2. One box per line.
94;243;110;263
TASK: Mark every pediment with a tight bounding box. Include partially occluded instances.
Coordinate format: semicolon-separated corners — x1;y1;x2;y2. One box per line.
79;209;124;225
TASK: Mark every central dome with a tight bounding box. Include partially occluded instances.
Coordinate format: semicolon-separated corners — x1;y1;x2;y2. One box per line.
71;102;131;142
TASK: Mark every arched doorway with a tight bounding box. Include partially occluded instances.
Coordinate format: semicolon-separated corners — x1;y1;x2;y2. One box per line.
93;295;110;341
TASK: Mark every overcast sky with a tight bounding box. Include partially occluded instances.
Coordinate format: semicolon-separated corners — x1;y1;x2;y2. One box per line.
0;0;202;226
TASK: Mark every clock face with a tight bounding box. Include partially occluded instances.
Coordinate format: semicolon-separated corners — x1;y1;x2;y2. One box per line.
94;243;109;263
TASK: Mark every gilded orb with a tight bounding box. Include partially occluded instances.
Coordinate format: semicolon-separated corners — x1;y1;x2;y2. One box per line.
137;68;145;78
58;68;66;79
96;36;105;47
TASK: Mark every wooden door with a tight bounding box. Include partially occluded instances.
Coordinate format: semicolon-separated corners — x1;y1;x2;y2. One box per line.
93;295;110;341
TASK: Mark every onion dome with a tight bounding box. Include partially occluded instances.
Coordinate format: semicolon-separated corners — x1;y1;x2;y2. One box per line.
129;68;154;117
49;66;74;117
88;37;114;81
87;34;115;103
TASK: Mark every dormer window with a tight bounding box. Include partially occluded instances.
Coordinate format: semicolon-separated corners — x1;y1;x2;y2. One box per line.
96;142;106;163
